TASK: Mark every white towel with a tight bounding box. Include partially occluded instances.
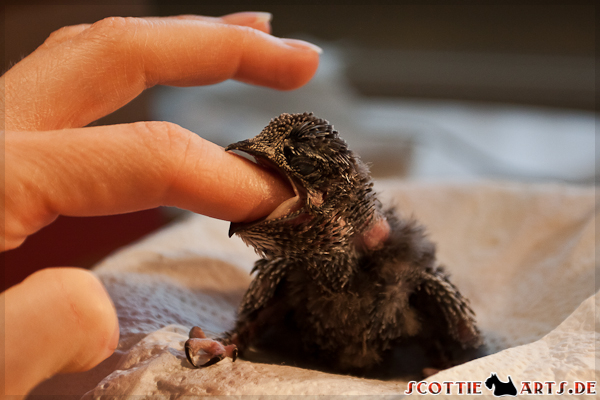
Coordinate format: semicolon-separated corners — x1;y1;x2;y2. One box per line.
30;181;597;397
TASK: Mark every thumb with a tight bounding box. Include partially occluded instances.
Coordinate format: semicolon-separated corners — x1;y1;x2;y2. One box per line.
1;268;119;397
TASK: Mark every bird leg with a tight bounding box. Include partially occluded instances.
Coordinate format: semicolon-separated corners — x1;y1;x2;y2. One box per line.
184;326;237;368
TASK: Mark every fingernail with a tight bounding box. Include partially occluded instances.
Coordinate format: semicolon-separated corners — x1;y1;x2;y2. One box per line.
252;12;272;25
97;310;119;361
282;38;323;54
251;12;272;33
93;279;120;358
224;11;272;27
107;315;120;354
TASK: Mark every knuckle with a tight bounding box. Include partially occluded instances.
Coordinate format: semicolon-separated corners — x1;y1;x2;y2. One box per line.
85;16;146;47
131;120;197;178
43;24;86;47
133;120;194;156
89;16;142;32
46;25;71;40
136;120;190;141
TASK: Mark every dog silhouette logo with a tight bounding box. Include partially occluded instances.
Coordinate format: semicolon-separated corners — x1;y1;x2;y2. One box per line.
485;373;518;397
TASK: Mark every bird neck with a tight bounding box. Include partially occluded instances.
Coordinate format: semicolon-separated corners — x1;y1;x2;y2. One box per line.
303;196;387;292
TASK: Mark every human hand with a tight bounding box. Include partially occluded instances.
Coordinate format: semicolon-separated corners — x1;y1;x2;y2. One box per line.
1;13;320;397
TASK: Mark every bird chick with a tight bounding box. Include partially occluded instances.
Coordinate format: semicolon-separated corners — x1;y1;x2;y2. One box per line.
186;112;482;375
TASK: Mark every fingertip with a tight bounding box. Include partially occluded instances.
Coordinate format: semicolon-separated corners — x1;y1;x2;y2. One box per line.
80;269;120;362
55;268;119;372
281;38;323;55
234;36;321;91
5;267;119;393
276;40;322;90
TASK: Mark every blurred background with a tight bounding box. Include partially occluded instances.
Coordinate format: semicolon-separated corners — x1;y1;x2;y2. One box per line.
2;2;595;289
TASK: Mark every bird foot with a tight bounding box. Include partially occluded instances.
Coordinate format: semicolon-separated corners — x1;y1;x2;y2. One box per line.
184;326;238;368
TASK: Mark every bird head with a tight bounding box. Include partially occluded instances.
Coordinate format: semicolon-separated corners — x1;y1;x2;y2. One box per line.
226;113;381;275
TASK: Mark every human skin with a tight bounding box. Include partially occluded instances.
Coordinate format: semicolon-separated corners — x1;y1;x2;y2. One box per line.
0;13;320;397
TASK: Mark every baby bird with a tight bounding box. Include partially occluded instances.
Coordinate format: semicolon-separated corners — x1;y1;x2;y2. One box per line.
186;112;482;375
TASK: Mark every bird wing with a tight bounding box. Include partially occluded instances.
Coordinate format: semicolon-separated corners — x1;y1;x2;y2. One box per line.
237;257;289;317
417;266;482;348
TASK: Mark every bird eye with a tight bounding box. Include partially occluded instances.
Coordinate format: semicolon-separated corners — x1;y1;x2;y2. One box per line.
283;146;295;163
284;144;318;177
292;160;316;176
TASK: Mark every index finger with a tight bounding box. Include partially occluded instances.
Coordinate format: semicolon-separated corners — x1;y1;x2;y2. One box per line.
3;122;295;251
4;15;321;131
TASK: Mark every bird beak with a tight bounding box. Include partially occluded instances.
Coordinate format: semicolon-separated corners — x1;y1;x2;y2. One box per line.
226;138;281;237
225;138;306;237
226;138;285;175
229;221;250;237
224;139;252;153
225;139;271;160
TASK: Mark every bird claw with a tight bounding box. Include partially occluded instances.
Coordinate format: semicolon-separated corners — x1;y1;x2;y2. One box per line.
184;326;238;368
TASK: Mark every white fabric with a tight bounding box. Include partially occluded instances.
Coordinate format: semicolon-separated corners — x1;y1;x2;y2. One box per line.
31;181;598;397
